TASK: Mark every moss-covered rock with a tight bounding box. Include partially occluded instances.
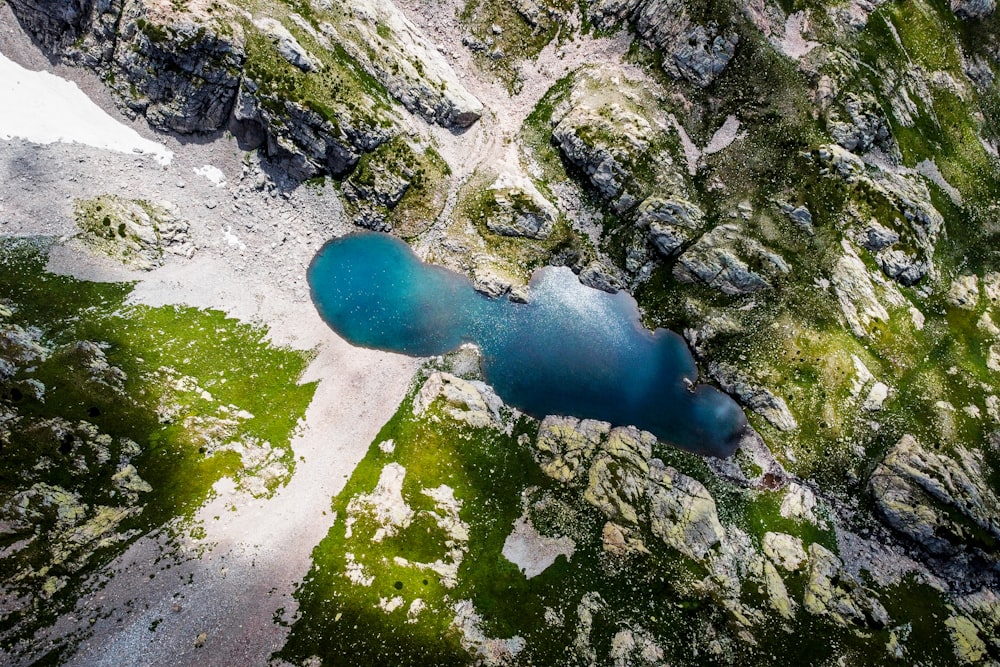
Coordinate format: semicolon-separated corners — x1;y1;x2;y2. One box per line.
74;195;192;270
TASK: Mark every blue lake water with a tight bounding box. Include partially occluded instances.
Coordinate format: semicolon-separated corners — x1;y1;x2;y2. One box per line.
308;232;747;457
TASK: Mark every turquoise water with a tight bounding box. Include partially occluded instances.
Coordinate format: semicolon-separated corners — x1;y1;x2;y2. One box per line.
309;233;747;457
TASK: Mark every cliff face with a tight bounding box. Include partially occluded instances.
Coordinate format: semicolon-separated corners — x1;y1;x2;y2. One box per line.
7;0;480;181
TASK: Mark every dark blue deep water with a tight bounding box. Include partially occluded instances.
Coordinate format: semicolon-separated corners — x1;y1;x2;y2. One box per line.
309;233;747;457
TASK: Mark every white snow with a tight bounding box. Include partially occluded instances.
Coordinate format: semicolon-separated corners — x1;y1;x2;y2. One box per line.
193;164;226;187
0;53;172;165
671;113;744;173
222;225;246;250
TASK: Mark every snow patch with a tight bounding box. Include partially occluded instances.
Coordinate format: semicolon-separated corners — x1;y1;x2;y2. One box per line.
222;225;246;250
0;53;172;165
194;165;226;187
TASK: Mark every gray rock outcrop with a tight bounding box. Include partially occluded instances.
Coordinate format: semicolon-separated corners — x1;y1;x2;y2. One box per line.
484;187;558;240
819;144;944;285
707;362;798;431
548;65;684;215
74;196;192;270
762;532;807;571
588;0;738;86
578;261;623;294
870;435;1000;558
647;459;725;561
803;543;890;628
830;239;906;338
858;222;900;252
323;0;483;127
674;223;789;296
635;197;705;258
535;416;610;483
6;0;92;50
666;23;738;87
7;0;480;184
829;92;895;156
413;372;505;430
253;17;319;72
534;416;725;562
952;0;996;20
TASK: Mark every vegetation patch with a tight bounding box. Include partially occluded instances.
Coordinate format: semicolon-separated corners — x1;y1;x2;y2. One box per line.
0;239;314;655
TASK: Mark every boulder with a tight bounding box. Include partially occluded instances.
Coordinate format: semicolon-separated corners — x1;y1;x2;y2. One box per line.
534;419;725;561
830;239;904;337
412;372;504;429
876;249;930;286
708;362;797;431
472;266;512;298
764;560;795;619
948;275;981;310
952;0;996;20
762;532;807;571
552;115;639;210
802;543;865;625
779;482;819;523
870;435;1000;557
601;521;649;556
346;463;414;540
801;542;890;628
0;323;48;370
535;416;610;484
862;382;890;411
647;459;725;561
777;201;814;233
111;464;153;502
858;221;900;252
9;483;85;531
945;614;989;664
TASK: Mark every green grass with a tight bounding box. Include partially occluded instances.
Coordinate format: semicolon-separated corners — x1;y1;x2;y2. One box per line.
279;360;973;665
0;238;315;652
342;137;452;237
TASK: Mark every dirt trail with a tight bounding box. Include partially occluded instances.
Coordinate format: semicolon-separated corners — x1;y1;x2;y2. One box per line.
393;0;634;260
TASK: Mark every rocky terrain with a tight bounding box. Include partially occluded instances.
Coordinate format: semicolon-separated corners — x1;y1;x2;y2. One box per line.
2;0;1000;665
